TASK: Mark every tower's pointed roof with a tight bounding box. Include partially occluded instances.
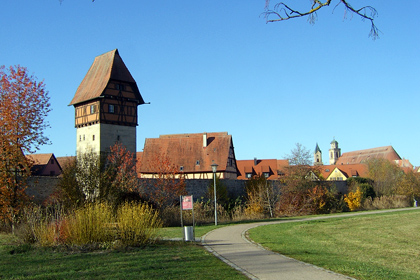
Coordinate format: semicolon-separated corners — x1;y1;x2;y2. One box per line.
315;143;321;153
69;49;144;106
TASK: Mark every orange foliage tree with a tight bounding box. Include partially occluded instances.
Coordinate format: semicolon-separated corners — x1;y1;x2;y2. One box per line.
106;142;137;192
0;65;51;231
140;152;186;208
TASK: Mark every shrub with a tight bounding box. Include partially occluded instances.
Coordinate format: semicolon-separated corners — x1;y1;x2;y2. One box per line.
22;202;162;248
64;203;114;246
116;202;161;246
362;195;411;210
344;187;362;211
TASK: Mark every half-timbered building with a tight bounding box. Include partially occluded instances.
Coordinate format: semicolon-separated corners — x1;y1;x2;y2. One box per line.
138;132;239;179
69;49;145;155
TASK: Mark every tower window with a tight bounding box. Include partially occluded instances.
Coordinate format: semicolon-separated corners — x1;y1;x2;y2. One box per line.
115;84;125;91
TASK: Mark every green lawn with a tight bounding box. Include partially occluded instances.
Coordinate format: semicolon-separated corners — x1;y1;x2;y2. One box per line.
0;235;246;280
158;224;222;239
248;209;420;280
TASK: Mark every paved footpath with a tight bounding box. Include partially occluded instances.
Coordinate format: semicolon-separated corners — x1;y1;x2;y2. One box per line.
202;208;420;280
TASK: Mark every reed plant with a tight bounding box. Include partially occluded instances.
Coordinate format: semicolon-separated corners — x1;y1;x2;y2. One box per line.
19;202;162;248
64;203;114;246
116;202;161;246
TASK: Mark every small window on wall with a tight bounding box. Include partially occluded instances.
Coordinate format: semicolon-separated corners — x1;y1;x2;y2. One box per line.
246;173;252;178
90;105;96;114
93;135;95;141
109;104;115;113
263;172;269;178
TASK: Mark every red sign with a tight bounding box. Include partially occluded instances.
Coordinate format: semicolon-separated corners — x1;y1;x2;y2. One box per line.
182;196;193;210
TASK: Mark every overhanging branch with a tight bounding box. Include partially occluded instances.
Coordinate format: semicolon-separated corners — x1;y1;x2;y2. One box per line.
263;0;380;39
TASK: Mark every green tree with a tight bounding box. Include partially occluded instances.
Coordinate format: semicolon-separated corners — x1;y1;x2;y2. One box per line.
206;176;229;209
58;144;140;209
366;158;404;196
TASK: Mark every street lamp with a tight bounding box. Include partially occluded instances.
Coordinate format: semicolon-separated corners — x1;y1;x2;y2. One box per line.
211;163;218;226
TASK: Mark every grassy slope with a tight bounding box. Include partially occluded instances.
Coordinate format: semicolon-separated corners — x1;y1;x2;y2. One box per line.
0;236;246;280
248;210;420;280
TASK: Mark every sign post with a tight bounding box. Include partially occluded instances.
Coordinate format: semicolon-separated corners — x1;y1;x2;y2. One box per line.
180;195;194;241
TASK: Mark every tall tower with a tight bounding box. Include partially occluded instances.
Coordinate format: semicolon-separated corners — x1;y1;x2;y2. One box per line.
329;138;341;165
314;143;323;166
69;49;145;156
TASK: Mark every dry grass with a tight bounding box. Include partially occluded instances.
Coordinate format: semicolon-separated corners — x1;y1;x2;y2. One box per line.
362;195;411;210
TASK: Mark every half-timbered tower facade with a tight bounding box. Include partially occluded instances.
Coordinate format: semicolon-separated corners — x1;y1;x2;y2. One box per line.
69;49;145;155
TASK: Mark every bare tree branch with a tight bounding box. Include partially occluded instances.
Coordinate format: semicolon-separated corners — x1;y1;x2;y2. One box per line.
264;0;380;40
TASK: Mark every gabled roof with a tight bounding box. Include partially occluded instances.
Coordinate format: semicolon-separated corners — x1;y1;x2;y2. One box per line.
139;132;236;174
56;156;76;168
26;153;62;176
319;164;368;180
69;49;145;106
236;158;289;180
336;146;401;165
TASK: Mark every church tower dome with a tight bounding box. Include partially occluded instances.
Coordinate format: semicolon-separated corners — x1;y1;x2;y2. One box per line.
329;138;341;165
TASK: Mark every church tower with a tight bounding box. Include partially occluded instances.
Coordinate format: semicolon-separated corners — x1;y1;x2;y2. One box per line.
314;143;323;166
69;49;145;156
329;138;341;165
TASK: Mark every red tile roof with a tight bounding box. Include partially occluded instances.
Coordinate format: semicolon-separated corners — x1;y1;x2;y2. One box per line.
336;146;401;165
26;153;63;176
317;164;368;180
236;158;289;180
139;132;237;175
69;49;144;106
56;156;76;169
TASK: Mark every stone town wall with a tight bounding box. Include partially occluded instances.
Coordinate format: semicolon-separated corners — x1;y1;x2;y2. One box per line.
26;176;61;204
25;177;347;205
25;177;250;204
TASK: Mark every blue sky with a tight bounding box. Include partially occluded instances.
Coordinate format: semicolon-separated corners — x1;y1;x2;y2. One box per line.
2;1;420;166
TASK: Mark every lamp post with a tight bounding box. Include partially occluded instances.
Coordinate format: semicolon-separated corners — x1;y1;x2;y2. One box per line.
211;163;218;226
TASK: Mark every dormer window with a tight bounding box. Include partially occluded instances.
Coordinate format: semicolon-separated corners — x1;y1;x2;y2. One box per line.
196;160;200;165
180;166;184;172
